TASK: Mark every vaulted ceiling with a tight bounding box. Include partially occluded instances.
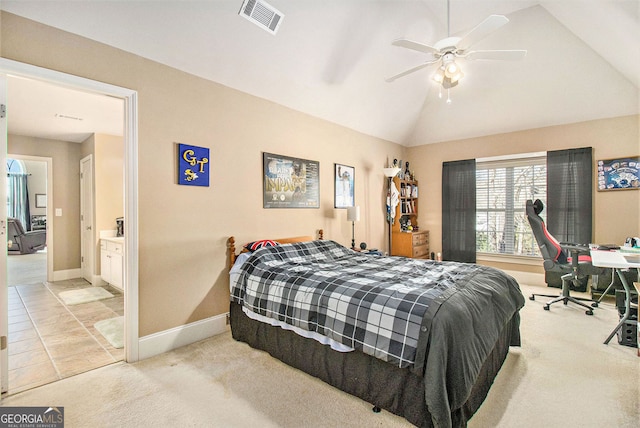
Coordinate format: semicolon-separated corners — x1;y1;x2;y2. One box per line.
2;1;639;146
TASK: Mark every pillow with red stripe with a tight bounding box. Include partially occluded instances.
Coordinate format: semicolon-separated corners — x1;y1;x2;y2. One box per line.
243;239;279;252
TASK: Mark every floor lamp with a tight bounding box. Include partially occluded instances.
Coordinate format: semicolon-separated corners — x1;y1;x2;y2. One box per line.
383;167;401;255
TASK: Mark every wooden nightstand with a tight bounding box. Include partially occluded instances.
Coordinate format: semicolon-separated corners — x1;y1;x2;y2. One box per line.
392;230;429;259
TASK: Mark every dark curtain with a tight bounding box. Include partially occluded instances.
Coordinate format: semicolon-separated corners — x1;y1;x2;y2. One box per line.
442;159;476;263
8;173;32;230
546;147;592;244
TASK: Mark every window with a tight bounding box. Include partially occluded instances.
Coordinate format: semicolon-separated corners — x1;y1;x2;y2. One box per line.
6;158;25;215
476;155;546;257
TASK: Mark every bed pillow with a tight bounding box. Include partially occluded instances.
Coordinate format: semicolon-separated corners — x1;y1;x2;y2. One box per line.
243;239;279;252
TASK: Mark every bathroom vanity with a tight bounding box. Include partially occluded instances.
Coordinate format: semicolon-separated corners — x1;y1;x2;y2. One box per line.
101;237;124;290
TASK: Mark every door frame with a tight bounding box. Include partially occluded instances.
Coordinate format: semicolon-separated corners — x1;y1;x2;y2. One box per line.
0;59;140;387
1;72;7;392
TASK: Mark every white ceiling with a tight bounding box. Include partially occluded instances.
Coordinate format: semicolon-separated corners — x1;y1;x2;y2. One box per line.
8;76;124;143
2;0;639;146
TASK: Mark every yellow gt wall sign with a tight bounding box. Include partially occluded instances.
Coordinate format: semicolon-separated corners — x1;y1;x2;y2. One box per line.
178;143;210;187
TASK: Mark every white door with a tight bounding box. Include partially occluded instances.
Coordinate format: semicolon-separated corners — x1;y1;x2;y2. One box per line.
80;155;94;283
1;74;8;392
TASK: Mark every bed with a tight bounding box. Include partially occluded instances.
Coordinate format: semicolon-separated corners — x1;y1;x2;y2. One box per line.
228;231;524;428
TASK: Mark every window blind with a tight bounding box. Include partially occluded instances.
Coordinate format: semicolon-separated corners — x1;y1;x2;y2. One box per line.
476;156;546;256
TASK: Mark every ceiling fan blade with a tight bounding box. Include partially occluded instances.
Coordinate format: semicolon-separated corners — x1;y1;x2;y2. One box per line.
457;15;509;51
465;50;527;61
392;38;439;55
386;60;439;82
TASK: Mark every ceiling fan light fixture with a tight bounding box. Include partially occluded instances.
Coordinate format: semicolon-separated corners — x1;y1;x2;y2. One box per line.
441;77;459;89
444;61;458;76
432;67;445;84
449;69;464;84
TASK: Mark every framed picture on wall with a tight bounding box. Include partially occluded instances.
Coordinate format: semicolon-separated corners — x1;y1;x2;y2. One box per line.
263;152;320;208
177;143;210;187
334;163;355;208
35;193;47;208
597;156;640;191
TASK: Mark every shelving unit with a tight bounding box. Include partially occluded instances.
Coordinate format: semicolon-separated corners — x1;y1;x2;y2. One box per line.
391;176;429;259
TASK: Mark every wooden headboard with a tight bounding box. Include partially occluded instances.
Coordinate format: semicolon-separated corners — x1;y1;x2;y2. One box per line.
228;229;324;271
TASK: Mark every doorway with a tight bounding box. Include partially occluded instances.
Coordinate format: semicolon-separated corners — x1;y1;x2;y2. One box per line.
6;155;53;284
1;59;139;394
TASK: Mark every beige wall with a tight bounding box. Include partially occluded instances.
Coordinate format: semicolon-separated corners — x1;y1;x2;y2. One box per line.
81;133;125;277
1;12;404;336
408;114;640;273
22;159;47;217
8;134;82;271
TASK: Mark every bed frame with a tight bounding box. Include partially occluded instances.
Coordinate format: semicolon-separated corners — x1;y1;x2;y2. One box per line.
228;229;323;270
227;231;516;427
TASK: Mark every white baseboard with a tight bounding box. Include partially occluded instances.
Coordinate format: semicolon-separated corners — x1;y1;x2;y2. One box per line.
53;268;82;282
503;270;545;287
137;313;230;360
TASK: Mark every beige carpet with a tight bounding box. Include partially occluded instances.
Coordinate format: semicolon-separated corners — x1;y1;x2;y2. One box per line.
58;287;114;306
2;283;638;427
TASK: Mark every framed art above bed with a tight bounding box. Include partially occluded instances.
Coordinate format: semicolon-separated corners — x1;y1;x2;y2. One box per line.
263;152;320;208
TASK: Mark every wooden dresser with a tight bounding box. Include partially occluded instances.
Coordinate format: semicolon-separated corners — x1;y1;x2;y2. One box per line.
392;230;429;259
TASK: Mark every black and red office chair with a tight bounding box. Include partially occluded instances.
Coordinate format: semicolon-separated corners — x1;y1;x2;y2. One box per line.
526;199;602;315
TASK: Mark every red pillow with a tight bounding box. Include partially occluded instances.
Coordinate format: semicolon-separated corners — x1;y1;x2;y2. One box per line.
243;239;279;252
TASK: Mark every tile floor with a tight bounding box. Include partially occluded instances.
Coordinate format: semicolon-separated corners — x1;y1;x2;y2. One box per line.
7;279;124;394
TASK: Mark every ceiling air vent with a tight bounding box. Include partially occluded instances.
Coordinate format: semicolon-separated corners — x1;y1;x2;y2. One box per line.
239;0;284;35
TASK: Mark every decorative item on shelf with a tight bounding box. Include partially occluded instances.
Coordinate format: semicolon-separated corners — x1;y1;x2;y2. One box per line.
347;205;360;249
383;165;402;255
399;215;410;231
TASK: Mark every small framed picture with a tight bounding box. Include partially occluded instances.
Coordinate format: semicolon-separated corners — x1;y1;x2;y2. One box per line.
597;156;640;191
334;164;355;208
177;143;210;187
35;194;47;208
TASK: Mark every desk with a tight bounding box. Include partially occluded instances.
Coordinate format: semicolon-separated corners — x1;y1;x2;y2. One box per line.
590;250;640;345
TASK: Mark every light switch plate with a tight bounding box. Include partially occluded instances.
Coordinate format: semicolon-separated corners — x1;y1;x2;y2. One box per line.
55;208;62;217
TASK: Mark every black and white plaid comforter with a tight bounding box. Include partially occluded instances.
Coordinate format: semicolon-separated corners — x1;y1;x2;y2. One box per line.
231;239;487;368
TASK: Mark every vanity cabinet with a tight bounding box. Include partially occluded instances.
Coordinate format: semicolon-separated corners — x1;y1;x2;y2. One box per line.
101;238;124;290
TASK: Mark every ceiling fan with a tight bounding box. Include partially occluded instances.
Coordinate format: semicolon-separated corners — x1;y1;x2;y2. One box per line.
386;1;526;91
